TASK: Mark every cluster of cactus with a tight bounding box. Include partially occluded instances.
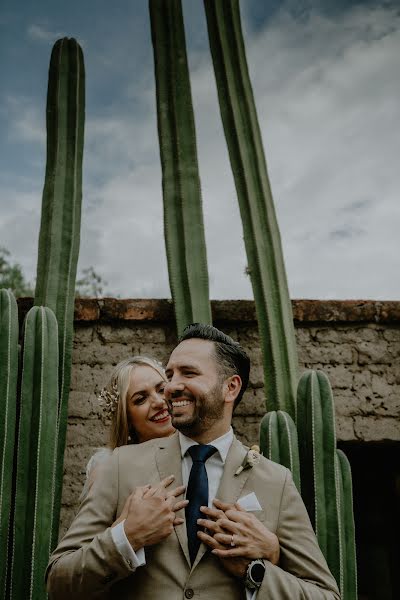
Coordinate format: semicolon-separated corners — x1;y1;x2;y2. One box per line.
260;371;357;600
0;38;84;599
149;0;211;336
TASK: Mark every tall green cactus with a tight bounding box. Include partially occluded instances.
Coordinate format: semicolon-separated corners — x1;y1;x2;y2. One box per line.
149;0;212;336
0;290;19;597
336;449;357;600
34;37;85;546
260;410;301;491
10;306;59;600
296;370;357;598
204;0;298;416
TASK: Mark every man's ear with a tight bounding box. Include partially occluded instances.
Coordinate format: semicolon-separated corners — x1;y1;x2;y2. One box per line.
223;375;242;407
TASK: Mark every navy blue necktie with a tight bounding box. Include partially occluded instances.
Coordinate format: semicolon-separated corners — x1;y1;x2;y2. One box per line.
185;444;217;565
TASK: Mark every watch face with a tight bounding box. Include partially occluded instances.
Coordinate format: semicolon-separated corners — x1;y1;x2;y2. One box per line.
251;562;265;584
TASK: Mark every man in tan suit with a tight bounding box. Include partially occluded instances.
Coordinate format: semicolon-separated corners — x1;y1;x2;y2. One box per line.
47;324;340;599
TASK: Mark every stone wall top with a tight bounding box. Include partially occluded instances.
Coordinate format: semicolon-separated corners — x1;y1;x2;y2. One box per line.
17;297;400;325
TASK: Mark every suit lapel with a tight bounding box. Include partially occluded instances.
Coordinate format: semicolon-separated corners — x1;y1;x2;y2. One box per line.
155;433;191;566
193;436;250;568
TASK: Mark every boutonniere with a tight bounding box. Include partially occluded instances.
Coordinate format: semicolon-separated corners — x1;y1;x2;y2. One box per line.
234;445;261;476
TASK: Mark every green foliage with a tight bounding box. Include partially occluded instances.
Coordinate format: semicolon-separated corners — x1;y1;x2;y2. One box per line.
34;37;85;547
204;0;298;416
0;247;33;297
10;306;59;600
0;245;106;299
149;0;211;335
260;410;301;491
0;290;18;597
75;266;108;298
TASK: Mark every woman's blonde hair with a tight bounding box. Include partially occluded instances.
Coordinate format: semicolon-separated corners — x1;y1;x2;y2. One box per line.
102;356;167;449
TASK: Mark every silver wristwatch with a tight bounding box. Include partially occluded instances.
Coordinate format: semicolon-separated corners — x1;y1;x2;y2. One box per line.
244;559;266;589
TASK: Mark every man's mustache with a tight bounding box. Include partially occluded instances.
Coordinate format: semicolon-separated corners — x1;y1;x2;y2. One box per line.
168;390;196;401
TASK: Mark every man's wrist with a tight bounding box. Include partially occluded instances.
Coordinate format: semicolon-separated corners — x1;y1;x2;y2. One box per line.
123;521;141;552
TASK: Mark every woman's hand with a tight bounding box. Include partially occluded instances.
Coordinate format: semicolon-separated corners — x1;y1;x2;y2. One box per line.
113;476;188;550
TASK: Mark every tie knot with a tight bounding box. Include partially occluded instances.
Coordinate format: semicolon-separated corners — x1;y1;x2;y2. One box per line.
188;444;217;464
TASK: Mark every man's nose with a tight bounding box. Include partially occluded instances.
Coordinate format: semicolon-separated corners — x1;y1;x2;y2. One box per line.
164;379;184;399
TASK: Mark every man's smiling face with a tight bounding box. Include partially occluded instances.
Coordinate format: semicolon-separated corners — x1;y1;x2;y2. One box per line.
164;338;227;440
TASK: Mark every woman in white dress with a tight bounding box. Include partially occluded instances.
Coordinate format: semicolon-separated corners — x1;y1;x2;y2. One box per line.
82;355;175;498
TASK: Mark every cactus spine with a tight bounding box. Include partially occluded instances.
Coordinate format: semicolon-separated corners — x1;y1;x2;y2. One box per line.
10;307;59;600
204;0;298;416
0;291;19;597
34;37;85;546
260;410;301;492
149;0;211;335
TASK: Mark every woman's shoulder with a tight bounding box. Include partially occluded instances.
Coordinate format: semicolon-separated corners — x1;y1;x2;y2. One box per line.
80;447;113;501
85;447;113;476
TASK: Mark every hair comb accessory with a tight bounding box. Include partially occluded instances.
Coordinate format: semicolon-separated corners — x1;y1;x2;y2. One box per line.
98;380;119;417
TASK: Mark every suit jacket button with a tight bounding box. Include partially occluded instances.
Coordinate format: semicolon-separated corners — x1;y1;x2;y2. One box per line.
185;589;194;599
103;574;114;583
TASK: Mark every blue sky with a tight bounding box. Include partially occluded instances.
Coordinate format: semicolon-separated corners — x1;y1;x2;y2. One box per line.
1;0;399;298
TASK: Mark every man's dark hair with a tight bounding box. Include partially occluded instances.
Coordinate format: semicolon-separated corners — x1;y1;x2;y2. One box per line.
179;323;250;409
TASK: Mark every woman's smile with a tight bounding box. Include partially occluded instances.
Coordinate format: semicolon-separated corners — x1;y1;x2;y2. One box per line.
150;408;170;423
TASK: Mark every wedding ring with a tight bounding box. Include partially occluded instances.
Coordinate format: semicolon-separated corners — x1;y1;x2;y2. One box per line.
230;534;236;547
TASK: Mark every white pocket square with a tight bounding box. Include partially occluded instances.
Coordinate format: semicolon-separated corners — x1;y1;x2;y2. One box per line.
237;492;262;511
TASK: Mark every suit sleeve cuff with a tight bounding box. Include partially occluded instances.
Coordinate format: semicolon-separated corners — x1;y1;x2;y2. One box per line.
111;520;146;570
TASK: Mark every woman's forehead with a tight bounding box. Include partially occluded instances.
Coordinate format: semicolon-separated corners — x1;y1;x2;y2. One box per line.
129;364;165;388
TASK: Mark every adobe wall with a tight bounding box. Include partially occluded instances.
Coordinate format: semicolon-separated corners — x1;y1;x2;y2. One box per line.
50;298;400;535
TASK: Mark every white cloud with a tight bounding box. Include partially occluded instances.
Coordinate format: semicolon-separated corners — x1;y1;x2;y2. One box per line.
3;95;45;144
27;24;64;43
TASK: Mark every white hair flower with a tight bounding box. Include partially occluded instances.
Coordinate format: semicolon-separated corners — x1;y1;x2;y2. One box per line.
98;380;119;418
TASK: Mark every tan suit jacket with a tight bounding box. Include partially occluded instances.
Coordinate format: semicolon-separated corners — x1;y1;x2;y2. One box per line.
47;433;340;599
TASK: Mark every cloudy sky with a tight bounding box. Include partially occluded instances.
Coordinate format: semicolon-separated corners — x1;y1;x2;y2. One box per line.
1;0;399;299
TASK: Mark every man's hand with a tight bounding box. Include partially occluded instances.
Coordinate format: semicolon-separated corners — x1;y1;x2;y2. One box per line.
197;498;280;577
122;475;187;551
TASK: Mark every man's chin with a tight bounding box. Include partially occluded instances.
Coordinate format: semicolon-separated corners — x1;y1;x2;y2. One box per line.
171;414;197;433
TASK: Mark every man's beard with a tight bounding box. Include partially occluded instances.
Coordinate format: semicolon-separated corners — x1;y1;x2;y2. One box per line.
170;381;224;436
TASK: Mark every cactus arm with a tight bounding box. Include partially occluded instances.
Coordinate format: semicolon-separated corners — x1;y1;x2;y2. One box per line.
34;37;85;547
260;410;301;491
336;449;357;600
10;307;59;600
296;370;342;588
203;0;298;415
0;290;19;599
149;0;211;335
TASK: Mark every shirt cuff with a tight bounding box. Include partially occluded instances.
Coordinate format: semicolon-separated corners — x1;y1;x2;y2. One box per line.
111;520;146;570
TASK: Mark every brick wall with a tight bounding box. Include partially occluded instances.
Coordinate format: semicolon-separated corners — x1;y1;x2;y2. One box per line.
46;298;399;534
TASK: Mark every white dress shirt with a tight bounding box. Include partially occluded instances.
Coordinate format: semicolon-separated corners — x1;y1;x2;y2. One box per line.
111;428;257;598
